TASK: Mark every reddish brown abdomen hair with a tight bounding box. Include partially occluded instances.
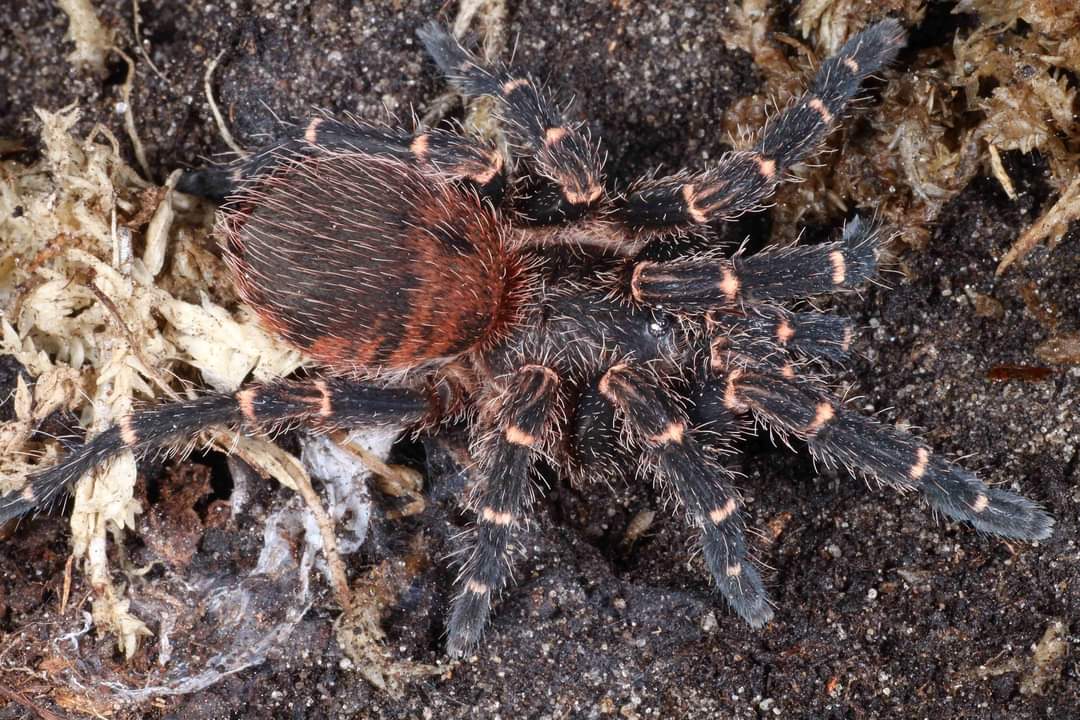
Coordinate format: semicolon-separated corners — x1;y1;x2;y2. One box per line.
220;153;515;372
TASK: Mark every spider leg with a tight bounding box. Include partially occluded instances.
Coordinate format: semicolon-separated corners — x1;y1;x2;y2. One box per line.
447;364;561;657
711;358;1054;540
568;342;753;484
631;215;883;311
566;378;626;483
177;119;506;202
716;305;856;364
597;363;773;627
418;23;605;222
0;378;432;524
686;373;752;451
615;19;905;232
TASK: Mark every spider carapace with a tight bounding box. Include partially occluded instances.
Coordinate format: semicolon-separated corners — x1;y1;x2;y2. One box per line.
1;19;1052;657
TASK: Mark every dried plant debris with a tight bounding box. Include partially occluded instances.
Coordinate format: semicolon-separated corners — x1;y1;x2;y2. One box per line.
55;0;114;74
0;107;414;699
796;0;925;56
970;620;1069;697
721;1;927;235
334;534;441;696
720;0;803;137
3;105;285;657
723;1;1079;266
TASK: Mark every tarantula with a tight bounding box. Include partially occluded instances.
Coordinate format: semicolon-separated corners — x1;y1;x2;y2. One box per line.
0;19;1053;658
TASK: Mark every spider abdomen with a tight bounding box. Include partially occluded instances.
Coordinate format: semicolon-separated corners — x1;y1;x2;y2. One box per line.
220;153;517;371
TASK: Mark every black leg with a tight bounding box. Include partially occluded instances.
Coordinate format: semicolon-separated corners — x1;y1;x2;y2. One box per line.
0;378;432;523
615;20;905;232
712;363;1054;540
177;119;506;202
447;364;561;657
597;363;773;627
418;23;605;222
631;215;884;311
715;305;856;364
566;377;627;484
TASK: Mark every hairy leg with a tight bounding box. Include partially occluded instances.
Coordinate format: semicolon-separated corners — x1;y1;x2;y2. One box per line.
631;215;884;311
615;19;906;233
177;119;506;202
447;363;561;656
598;363;773;626
714;305;856;364
709;359;1053;540
0;378;432;523
418;22;605;222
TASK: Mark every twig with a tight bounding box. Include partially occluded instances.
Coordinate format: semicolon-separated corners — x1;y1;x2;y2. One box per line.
205;50;248;157
331;431;425;519
60;555;74;614
113;48;153;181
0;685;65;720
289;463;353;613
997;175;1080;275
131;0;168;83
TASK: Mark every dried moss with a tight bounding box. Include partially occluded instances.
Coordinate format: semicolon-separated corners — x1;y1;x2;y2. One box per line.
0;107;304;660
724;0;1079;267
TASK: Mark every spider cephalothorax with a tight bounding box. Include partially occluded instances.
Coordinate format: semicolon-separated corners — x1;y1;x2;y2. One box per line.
0;19;1053;657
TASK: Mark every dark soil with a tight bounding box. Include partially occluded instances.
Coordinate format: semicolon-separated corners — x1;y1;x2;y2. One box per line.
1;1;1077;719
